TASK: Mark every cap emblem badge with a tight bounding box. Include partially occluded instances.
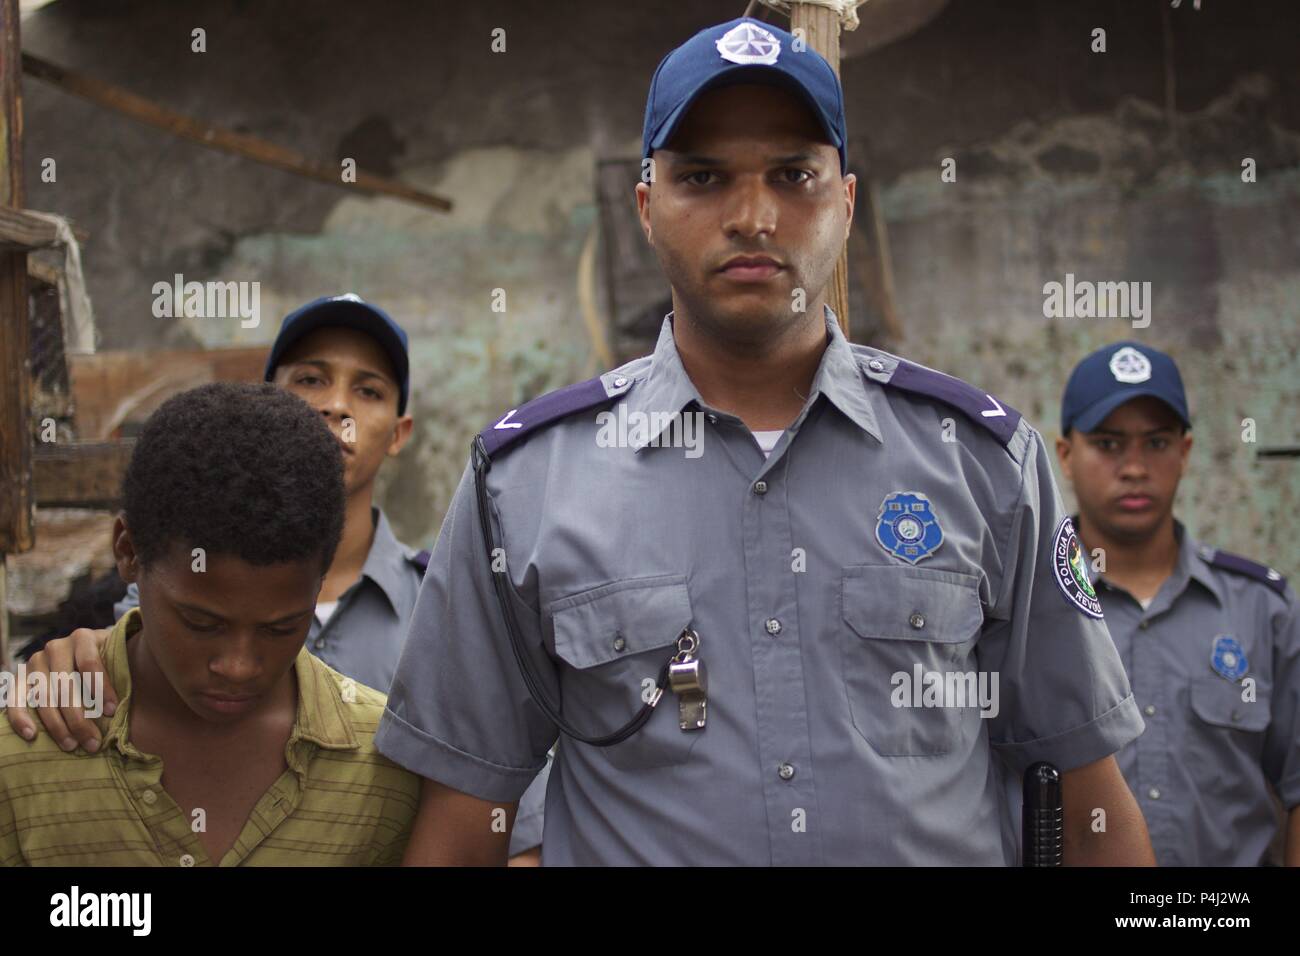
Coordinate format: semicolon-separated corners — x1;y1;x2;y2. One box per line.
1108;346;1152;384
716;22;781;65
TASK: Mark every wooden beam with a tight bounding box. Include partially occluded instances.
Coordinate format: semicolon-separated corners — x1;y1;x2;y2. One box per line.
33;440;135;509
68;346;266;440
788;4;850;336
22;52;454;214
0;203;60;249
27;255;59;285
0;204;88;249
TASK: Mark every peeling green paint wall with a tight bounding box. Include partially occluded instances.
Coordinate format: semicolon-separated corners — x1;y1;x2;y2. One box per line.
20;0;1300;576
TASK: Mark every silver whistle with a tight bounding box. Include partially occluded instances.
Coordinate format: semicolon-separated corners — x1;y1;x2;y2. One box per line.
668;628;708;731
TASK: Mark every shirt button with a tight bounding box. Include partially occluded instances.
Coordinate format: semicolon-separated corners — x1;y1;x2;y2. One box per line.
613;635;627;653
1148;787;1161;800
868;359;886;373
1230;710;1241;723
706;414;718;425
179;854;195;867
778;763;796;781
765;618;782;636
909;612;925;630
753;480;768;496
1138;620;1149;631
613;376;628;388
140;789;157;806
1143;704;1156;716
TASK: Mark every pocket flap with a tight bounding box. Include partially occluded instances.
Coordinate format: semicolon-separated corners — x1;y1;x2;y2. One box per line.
1189;676;1268;731
550;575;692;669
842;565;982;644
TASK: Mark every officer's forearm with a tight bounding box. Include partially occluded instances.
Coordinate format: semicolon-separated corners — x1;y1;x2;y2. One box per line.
1286;806;1300;867
402;777;514;866
1059;755;1156;866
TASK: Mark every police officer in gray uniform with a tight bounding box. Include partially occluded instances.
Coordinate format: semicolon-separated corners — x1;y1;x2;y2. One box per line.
1056;341;1300;866
376;17;1155;866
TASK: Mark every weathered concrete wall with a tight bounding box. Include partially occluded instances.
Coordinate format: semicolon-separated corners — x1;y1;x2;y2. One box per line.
841;0;1300;572
20;0;1299;573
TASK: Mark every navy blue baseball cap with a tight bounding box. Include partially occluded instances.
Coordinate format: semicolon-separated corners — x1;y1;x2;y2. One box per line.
264;294;410;415
642;17;848;173
1061;341;1190;435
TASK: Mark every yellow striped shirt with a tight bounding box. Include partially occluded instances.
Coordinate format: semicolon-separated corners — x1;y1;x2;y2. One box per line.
0;608;419;866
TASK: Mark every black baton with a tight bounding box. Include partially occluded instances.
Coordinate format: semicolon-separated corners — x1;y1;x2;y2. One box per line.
1022;761;1063;867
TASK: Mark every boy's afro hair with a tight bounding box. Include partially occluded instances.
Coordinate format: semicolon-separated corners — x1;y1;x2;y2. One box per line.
122;382;346;571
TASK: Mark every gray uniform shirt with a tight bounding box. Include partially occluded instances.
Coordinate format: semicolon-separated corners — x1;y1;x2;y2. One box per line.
1095;522;1299;866
376;309;1144;865
113;507;550;855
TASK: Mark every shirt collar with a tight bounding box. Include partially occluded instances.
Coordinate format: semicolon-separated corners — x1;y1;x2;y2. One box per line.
100;607;359;760
809;306;882;442
357;508;412;615
1180;521;1225;606
1147;521;1224;609
625;305;882;449
1087;517;1224;608
625;313;707;451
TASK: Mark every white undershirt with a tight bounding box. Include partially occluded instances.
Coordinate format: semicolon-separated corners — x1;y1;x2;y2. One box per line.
752;429;784;459
315;600;340;624
1137;596;1154;611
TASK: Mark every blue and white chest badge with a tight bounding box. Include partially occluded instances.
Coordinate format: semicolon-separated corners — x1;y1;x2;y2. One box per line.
876;492;943;565
716;22;781;65
1051;517;1105;619
1210;635;1248;681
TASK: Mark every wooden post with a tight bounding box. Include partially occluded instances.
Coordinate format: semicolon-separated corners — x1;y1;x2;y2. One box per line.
788;3;850;337
1;0;32;669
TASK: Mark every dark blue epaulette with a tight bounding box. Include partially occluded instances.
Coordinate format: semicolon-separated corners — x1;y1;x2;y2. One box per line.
477;375;630;458
879;357;1023;448
1199;545;1288;597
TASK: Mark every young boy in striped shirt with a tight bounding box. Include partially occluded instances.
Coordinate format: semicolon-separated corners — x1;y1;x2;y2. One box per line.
0;382;419;866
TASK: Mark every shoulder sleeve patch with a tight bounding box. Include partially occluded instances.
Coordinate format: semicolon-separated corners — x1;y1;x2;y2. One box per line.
884;359;1023;447
1203;547;1288;596
478;375;624;457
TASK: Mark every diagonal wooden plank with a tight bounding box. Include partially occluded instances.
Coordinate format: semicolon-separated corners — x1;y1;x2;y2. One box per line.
22;52;453;214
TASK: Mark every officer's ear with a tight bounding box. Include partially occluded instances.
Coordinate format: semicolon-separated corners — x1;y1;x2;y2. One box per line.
1055;432;1075;481
386;413;415;458
1177;427;1193;477
635;180;653;247
841;172;857;240
112;514;142;585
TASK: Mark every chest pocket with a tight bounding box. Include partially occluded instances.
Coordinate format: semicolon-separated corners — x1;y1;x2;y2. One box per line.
1189;676;1269;731
549;574;702;770
840;565;985;756
1187;675;1270;775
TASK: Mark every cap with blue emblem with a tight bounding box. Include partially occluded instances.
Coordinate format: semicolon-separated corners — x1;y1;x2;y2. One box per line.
264;294;411;415
1060;341;1191;435
642;17;848;173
